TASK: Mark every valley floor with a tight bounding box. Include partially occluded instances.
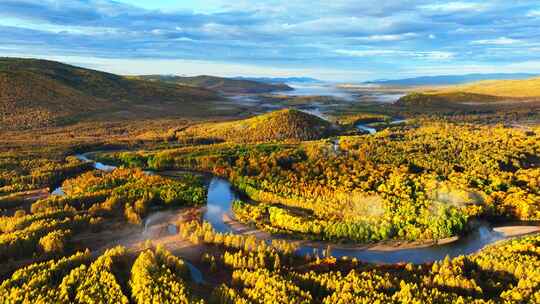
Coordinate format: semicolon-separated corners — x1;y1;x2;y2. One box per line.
1;94;540;302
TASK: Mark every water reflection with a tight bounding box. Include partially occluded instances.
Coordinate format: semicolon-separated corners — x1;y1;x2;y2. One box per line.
185;261;205;284
76;154;116;171
51;187;64;196
203;178;238;233
196;172;521;263
356;124;377;134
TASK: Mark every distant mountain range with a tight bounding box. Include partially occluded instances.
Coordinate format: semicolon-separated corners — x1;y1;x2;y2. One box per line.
140;75;293;94
365;73;539;86
233;76;321;84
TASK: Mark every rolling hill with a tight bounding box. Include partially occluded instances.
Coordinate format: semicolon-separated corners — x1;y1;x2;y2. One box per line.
0;58;221;130
175;109;336;143
432;77;540;98
139;75;293;94
396;77;540;110
365;73;539;86
396;92;502;107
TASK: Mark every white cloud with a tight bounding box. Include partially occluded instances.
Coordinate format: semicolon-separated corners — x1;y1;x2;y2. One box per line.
1;0;540;82
335;49;454;60
172;37;196;42
527;10;540;17
351;33;418;42
0;16;119;36
420;2;488;13
335;49;400;57
278;15;427;36
471;37;521;45
413;51;454;60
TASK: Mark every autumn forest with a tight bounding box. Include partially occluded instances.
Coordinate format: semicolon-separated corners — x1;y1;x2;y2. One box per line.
1;52;540;304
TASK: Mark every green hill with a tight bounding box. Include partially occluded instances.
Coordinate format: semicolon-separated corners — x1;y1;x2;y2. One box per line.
139;75;293;94
0;58;220;129
176;109;336;143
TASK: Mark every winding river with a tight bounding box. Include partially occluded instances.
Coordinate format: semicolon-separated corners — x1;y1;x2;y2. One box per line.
53;152;538;265
355;118;407;135
45;118;538;266
187;177;538;264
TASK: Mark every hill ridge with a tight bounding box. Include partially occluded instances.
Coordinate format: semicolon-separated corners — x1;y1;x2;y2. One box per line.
0;57;220;130
138;74;293;94
175;108;336;143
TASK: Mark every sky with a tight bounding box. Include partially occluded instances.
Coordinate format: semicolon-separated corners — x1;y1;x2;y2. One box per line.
1;0;540;81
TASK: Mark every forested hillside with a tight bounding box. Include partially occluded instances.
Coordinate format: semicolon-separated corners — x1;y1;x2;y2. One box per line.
111;121;540;243
139;75;293;94
2;221;540;303
0;58;221;129
174;109;337;143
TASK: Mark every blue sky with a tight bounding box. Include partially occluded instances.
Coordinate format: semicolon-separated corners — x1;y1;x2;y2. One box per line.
1;0;540;81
